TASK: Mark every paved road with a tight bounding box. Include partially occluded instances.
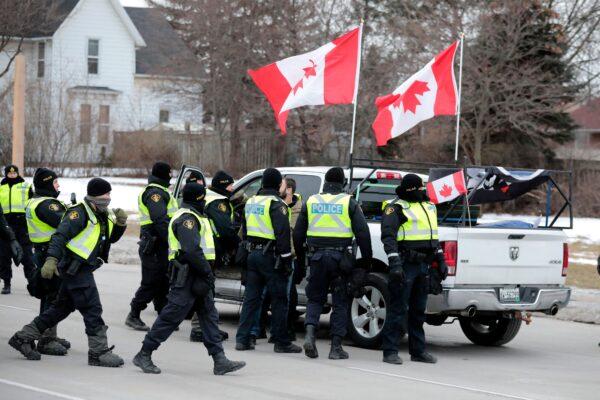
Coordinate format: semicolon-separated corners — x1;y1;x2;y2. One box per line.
0;263;598;400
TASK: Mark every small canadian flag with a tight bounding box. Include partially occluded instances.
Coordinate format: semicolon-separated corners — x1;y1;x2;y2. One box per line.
426;170;467;204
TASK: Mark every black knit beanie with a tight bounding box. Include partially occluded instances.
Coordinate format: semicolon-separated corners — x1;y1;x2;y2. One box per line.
151;162;172;182
186;171;204;184
87;178;112;197
324;167;345;184
211;170;234;191
261;168;282;190
4;164;19;176
33;168;58;194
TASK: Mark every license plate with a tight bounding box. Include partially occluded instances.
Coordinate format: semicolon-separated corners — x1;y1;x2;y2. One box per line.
499;288;520;303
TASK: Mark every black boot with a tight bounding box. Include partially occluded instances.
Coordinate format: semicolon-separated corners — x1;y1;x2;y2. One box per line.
8;323;42;360
125;311;150;331
235;341;255;351
219;329;229;341
383;351;403;365
212;351;246;375
55;337;71;350
328;336;349;360
274;342;302;353
303;324;318;359
411;352;437;364
190;327;204;342
88;326;124;367
133;349;161;374
1;280;10;295
9;335;41;360
37;337;68;356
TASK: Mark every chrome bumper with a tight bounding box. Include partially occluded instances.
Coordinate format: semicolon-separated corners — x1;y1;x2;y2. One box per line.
427;287;571;313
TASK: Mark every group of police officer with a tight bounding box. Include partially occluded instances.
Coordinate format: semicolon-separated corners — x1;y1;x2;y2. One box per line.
3;160;446;375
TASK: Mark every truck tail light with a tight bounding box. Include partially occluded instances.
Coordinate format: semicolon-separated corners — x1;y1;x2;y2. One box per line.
442;241;458;276
376;171;402;180
562;243;569;277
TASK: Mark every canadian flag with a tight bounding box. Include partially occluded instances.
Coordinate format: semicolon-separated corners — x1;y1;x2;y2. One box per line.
248;27;361;133
426;170;467;204
372;41;459;146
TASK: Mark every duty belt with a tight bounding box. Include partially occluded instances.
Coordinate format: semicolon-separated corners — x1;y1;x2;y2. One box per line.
309;246;348;253
248;242;274;252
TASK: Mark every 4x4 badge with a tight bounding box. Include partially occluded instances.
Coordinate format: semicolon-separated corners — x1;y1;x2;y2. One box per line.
509;246;519;261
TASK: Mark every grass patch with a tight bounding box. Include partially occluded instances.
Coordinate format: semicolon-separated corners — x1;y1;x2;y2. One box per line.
566;263;600;289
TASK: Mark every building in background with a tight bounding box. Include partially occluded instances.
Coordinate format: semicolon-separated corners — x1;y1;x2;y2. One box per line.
0;0;201;166
557;98;600;166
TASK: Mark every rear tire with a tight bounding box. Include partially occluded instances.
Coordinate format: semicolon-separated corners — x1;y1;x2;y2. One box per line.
459;315;522;346
346;273;391;349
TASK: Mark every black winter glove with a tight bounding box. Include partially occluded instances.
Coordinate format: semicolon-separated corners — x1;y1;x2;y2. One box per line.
388;255;405;283
10;239;23;265
349;267;367;298
277;255;293;276
435;249;448;280
293;262;306;285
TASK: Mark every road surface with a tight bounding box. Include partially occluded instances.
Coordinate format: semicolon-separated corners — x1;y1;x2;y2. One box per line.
0;263;598;400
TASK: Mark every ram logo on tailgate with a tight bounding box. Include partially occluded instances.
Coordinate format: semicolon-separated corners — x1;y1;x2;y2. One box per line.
509;246;520;261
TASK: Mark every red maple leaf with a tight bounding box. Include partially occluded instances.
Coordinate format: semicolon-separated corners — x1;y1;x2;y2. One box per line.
390;80;430;114
439;184;453;198
293;60;317;95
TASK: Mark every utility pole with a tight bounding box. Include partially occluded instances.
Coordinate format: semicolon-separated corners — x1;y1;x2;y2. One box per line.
12;54;25;171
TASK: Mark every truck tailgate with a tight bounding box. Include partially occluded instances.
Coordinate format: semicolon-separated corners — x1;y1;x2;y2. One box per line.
455;228;566;285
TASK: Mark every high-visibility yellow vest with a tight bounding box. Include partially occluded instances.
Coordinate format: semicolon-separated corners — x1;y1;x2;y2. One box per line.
0;182;31;214
205;190;234;222
306;193;353;238
25;197;66;244
386;199;438;241
168;208;216;261
245;195;286;240
138;183;178;226
66;202;115;261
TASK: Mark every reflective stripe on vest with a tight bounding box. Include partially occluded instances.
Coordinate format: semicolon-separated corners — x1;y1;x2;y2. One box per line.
138;183;178;226
0;182;31;214
66;202;115;260
167;208;216;261
244;195;283;240
205;191;234;222
391;200;438;241
25;197;65;243
306;193;353;238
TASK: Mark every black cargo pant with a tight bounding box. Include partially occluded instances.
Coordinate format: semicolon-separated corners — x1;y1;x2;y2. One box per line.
236;250;291;346
32;247;62;328
304;250;349;338
32;267;105;336
130;237;169;314
142;273;223;356
0;216;35;284
381;260;429;356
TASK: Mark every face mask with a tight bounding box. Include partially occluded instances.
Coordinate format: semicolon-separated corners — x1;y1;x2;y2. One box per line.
85;196;111;213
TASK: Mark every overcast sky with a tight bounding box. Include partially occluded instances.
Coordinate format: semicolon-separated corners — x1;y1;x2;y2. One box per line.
120;0;148;6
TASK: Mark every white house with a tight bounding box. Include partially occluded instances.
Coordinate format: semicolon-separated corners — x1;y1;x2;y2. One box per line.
0;0;202;165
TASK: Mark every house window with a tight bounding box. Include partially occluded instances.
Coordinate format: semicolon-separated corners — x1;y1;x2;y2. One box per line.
98;105;110;144
159;109;170;123
80;104;91;144
87;39;99;75
37;42;45;78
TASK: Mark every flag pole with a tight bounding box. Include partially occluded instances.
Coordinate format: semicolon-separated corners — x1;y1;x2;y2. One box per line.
453;33;465;162
348;21;364;193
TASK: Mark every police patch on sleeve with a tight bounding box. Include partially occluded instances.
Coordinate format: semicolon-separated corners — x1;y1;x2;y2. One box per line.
385;206;395;215
218;203;227;213
183;219;195;229
68;210;79;220
49;203;60;211
281;207;288;216
150;193;161;203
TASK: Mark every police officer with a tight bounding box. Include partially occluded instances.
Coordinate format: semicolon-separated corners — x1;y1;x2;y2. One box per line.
190;170;237;342
380;174;447;364
294;167;372;359
235;168;301;353
9;178;128;367
0;164;35;293
25;168;71;356
133;183;245;375
126;162;178;331
0;203;23;288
